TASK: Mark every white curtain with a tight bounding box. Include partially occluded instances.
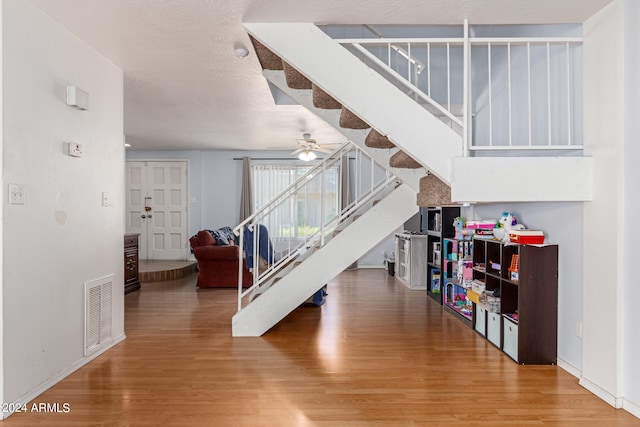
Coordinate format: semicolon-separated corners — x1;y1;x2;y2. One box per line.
251;163;339;240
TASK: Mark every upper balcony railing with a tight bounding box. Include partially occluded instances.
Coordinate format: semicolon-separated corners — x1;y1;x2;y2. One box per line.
334;22;584;156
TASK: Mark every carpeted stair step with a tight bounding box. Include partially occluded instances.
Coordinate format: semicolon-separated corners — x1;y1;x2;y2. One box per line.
389;150;422;169
365;129;396;149
282;62;312;89
339;108;370;129
312;84;341;109
249;36;284;70
416;174;455;207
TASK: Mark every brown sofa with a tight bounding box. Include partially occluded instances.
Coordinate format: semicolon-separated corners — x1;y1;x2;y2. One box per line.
189;230;253;288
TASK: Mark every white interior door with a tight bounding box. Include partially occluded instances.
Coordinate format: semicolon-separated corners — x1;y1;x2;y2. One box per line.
126;161;188;260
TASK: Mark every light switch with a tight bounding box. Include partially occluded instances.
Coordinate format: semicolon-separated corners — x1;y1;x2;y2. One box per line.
9;184;25;204
102;192;110;207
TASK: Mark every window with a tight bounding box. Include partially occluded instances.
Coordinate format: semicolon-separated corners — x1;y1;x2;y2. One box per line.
251;164;340;241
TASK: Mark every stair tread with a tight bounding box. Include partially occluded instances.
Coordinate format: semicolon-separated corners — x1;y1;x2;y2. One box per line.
312;83;341;109
365;129;396;149
339;108;370;129
389;150;422;169
249;36;284;70
283;61;312;89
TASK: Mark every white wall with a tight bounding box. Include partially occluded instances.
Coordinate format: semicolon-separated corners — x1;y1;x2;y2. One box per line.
468;202;584;371
127;149;397;265
582;0;624;406
2;0;124;413
622;0;640;414
126;150;313;235
0;0;4;410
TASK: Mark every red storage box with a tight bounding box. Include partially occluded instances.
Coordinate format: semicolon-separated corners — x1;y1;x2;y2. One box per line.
509;230;544;244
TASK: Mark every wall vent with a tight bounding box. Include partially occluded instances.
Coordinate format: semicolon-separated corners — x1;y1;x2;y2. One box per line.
84;275;114;356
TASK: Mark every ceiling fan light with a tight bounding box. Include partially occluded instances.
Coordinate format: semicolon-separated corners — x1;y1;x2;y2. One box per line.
298;150;316;161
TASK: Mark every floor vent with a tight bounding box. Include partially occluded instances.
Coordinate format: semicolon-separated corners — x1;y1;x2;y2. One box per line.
84;275;114;356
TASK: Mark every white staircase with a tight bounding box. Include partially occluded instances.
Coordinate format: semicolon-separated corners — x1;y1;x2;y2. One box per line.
245;22;593;202
231;22;595;337
232;142;418;337
232;183;417;337
263;70;423;192
246;22;460;185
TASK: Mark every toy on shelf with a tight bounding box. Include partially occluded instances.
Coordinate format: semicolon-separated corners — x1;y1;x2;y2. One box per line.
493;212;525;243
453;217;474;240
466;220;497;238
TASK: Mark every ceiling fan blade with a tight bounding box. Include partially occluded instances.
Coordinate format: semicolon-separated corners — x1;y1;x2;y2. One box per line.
314;147;333;154
290;148;304;155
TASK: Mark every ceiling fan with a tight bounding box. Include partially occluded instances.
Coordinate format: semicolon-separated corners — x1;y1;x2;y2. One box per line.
290;133;340;161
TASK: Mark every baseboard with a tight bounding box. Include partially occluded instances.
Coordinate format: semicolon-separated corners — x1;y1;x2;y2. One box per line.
560;360;639;420
556;357;581;379
623;399;640;419
579;376;624;409
354;264;385;269
2;333;126;420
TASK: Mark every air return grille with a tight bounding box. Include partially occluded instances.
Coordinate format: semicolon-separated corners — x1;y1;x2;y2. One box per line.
84;275;114;356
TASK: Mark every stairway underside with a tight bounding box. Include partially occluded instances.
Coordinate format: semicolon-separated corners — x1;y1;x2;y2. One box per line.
232;183;418;337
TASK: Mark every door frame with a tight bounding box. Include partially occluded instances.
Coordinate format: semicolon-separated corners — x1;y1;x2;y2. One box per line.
125;159;190;260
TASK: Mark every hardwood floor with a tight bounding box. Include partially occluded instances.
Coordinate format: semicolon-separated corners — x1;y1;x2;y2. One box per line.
4;269;639;426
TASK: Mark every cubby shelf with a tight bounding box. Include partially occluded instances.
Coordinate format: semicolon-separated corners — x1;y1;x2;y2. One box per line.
422;206;460;304
472;239;558;365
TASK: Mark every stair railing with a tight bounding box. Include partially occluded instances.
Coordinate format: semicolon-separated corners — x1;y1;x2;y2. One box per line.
234;141;397;311
336;27;583;155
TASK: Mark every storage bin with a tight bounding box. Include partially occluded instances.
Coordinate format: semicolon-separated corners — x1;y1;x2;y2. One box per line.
487;312;501;347
503;316;519;361
475;305;487;336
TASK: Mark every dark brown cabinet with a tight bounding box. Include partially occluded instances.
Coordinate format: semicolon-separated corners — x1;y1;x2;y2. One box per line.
472;239;558;364
124;234;141;294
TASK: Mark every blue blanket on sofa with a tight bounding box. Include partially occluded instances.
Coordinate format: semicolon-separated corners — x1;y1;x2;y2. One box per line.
243;224;275;266
210;226;237;246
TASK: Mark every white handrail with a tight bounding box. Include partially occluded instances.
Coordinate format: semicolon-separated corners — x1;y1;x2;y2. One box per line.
235;142;397;311
235;142;350;234
336;32;583;151
349;43;462;127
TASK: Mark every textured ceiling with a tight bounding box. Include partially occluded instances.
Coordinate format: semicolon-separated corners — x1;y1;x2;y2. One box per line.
29;0;613;151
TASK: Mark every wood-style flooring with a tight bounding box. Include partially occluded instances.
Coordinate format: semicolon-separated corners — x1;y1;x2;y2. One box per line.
4;269;639;426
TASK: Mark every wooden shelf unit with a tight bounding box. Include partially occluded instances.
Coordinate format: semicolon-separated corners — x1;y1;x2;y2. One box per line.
422;206;460;304
442;238;473;326
124;233;141;294
472;238;558;364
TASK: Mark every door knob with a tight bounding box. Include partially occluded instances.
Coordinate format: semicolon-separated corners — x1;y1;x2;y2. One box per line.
141;215;146;219
148;214;153;219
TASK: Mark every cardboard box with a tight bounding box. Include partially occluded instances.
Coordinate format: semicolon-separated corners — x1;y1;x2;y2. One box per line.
509;230;544;244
